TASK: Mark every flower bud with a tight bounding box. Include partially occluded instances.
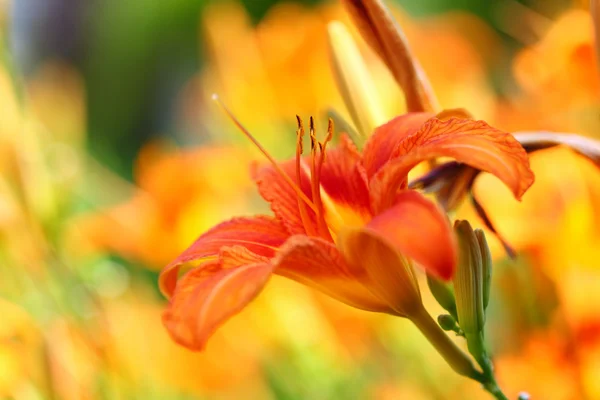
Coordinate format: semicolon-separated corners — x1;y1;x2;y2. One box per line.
437;314;458;331
341;0;439;112
452;220;484;335
592;0;600;76
426;273;457;319
474;229;492;311
327;21;386;138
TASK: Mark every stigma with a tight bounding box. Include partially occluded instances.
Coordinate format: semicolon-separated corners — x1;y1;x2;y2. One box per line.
213;94;337;241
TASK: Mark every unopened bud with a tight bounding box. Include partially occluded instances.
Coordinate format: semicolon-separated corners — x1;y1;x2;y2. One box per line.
341;0;439;112
427;273;457;319
452;220;485;335
592;0;600;77
437;314;457;331
474;229;492;311
327;21;386;138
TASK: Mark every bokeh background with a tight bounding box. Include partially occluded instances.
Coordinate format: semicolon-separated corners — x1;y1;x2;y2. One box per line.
1;0;600;399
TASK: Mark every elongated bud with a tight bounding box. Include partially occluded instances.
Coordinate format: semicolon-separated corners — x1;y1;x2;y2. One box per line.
474;229;492;311
327;21;387;138
426;273;457;319
452;220;484;336
341;0;439;112
592;0;600;77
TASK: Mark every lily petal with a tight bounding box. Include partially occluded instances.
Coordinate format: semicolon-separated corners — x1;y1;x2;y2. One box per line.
371;117;535;212
362;113;433;178
253;159;318;235
274;235;391;313
319;134;372;223
159;216;288;297
337;226;422;317
162;259;273;350
365;190;456;280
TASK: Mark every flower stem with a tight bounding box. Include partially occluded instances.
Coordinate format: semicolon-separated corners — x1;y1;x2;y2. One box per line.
411;306;510;400
467;332;510;400
410;306;483;381
480;358;509;400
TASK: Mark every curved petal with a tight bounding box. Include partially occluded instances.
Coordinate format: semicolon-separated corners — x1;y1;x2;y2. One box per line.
162;259;273;351
252;159;318;235
273;235;391;313
361;113;433;178
514;131;600;166
337;227;422;317
365;190;456;280
159;216;288;297
370;117;535;212
319;134;372;223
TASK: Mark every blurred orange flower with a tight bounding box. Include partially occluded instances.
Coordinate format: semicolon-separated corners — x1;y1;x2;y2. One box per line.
160;112;533;351
0;300;41;398
496;9;600;134
187;1;498;145
78;143;254;269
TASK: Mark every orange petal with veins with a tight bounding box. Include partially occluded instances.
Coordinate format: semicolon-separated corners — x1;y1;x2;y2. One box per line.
252;159;318;235
319;134;372;219
162;258;273;350
274;235;391;313
159;216;288;297
370;117;534;212
337;225;422;317
365;190;456;280
361;113;433;178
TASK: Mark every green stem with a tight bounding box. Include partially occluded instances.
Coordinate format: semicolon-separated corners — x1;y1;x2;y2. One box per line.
411;306;483;381
466;332;509;400
480;357;508;400
411;307;510;400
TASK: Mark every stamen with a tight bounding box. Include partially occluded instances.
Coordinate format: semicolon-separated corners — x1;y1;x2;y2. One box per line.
321;118;334;158
213;94;318;213
296;116;318;236
309;117;334;241
309;117;318;152
295;115;304;154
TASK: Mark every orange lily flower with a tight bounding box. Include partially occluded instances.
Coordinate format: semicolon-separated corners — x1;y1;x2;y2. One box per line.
160;110;533;351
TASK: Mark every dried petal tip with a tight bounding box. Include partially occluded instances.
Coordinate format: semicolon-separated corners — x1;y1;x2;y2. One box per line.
592;0;600;75
515;131;600;168
341;0;438;112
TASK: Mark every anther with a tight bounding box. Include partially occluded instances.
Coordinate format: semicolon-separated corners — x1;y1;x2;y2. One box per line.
296;115;305;154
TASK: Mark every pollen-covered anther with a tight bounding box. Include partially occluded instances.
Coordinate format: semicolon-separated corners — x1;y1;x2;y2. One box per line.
295;115;304;153
320;118;334;163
